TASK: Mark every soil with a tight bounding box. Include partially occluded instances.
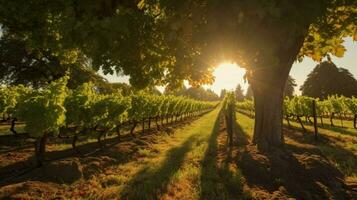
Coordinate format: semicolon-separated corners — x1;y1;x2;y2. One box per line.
223;124;357;199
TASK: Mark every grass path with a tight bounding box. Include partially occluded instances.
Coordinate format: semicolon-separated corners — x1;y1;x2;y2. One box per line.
73;106;245;199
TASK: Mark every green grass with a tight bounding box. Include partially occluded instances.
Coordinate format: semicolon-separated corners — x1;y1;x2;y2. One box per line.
74;107;248;200
0;124;25;136
318;116;356;130
235;113;254;139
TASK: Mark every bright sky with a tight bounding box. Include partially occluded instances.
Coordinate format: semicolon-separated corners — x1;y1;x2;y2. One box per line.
102;38;357;95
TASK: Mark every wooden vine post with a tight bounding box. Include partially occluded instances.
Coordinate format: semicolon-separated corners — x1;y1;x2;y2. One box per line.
312;100;318;142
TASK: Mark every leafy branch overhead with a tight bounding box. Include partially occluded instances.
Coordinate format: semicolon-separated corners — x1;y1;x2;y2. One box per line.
0;0;356;88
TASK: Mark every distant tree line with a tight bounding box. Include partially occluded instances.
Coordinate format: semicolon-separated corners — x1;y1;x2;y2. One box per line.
165;86;220;101
300;58;357;99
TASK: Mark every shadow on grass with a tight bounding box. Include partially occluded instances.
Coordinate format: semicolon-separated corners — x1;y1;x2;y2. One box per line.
287;119;357;139
0;116;202;186
318;124;357;138
284;127;357;179
199;113;248;200
233;119;250;146
232;114;351;199
119;132;205;199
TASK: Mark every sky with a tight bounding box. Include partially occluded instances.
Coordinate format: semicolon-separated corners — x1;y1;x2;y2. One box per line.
102;38;357;95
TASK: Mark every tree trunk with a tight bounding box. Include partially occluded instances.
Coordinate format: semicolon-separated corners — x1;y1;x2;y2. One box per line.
330;113;334;126
320;116;324;127
161;116;165;127
286;116;291;128
116;124;121;140
155;117;160;130
35;134;47;167
10;118;18;136
72;135;78;153
297;116;307;134
251;78;286;150
308;116;313;124
97;130;106;147
142;119;145;134
148;118;151;130
130;121;137;137
353;114;357;129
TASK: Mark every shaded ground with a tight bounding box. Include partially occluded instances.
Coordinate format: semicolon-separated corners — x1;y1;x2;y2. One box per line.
234;112;357;199
0;114;200;184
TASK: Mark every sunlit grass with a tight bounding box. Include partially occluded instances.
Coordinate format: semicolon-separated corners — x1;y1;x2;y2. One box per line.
0;124;25;136
85;107;224;199
235;112;254;139
73;107;249;199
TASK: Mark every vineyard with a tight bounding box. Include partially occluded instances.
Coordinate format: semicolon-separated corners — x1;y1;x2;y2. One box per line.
1;0;357;199
0;85;356;199
0;76;216;167
237;96;357;130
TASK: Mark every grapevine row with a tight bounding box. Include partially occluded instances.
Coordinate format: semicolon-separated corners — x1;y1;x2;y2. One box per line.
221;92;236;146
236;96;357;130
0;76;217;166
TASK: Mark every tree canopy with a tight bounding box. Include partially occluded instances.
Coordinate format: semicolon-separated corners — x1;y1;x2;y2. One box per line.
0;35;109;89
284;76;297;97
0;0;355;88
300;60;357;98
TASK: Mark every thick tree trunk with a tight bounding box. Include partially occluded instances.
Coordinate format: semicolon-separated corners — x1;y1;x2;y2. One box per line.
249;56;299;150
243;18;310;150
252;85;285;150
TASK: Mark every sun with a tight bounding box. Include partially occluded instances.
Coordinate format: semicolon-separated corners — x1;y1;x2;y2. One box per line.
203;62;248;94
